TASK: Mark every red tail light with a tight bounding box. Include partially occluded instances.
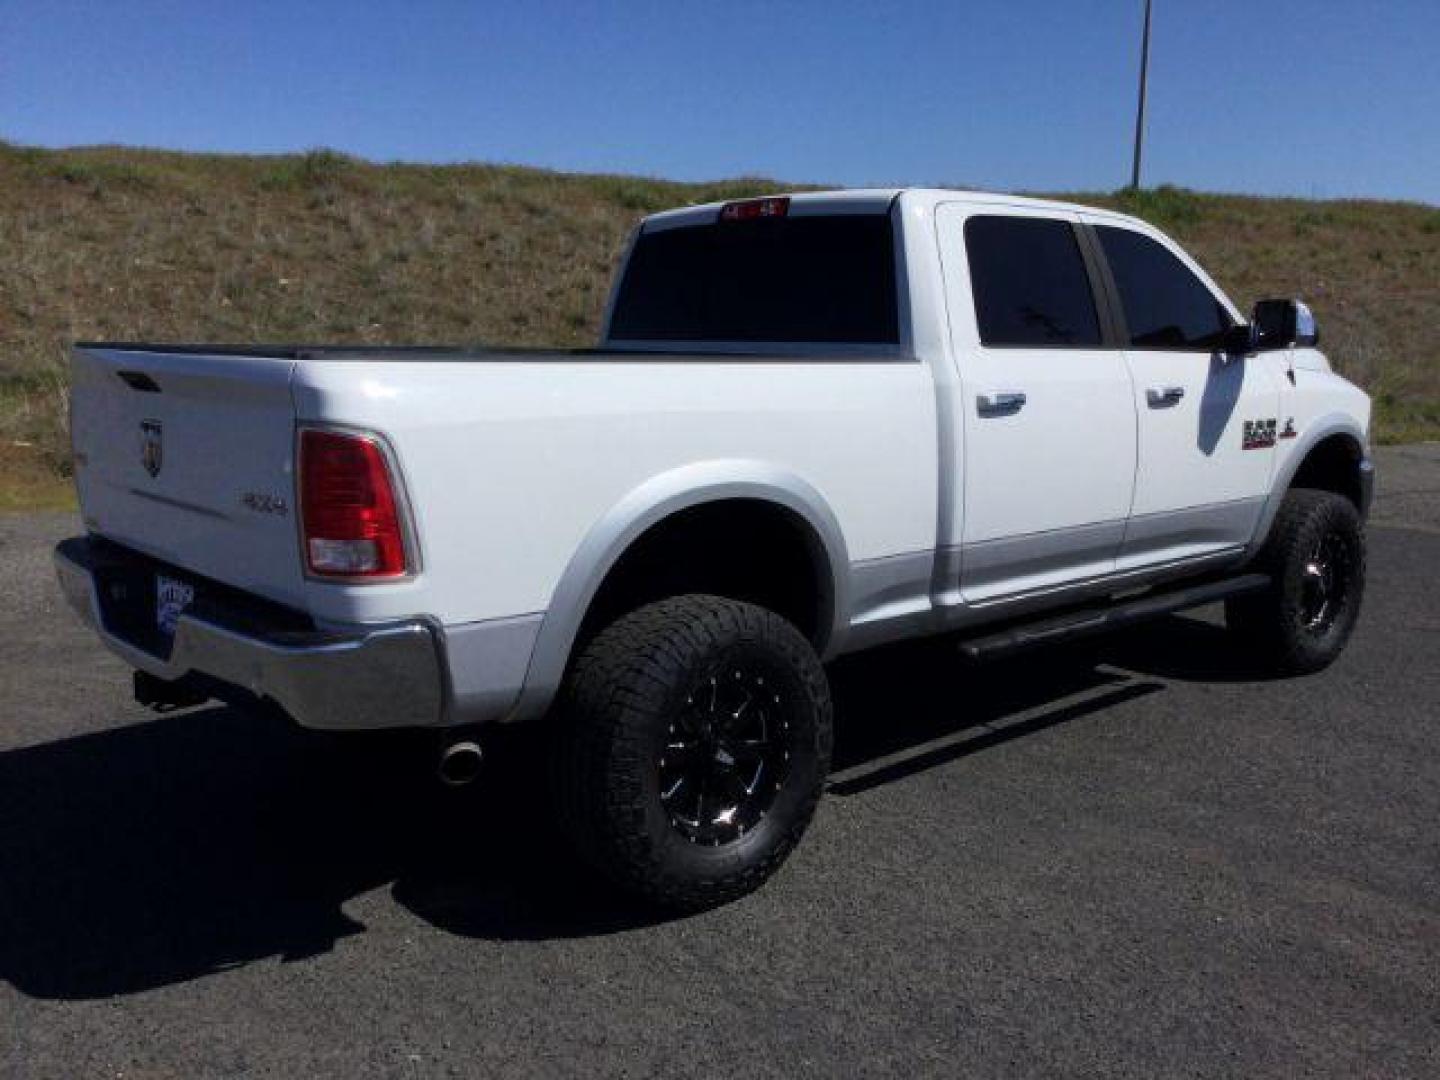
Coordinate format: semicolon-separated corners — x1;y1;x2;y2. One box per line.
298;428;410;579
718;196;789;222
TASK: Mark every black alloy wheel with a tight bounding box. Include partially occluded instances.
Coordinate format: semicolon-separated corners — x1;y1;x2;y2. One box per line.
659;662;792;847
1297;527;1355;635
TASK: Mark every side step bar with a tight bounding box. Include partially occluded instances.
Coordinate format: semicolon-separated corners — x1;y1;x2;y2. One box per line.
958;573;1271;662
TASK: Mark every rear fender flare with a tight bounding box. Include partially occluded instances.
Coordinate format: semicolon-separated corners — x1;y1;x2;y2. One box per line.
508;460;850;722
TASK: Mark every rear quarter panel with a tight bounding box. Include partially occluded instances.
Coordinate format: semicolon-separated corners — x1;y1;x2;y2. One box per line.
291;358;938;628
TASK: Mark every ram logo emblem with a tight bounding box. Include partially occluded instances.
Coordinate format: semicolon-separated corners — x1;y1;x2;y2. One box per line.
139;419;163;478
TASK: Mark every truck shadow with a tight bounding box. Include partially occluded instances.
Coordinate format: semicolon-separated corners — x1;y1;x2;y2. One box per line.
0;612;1257;1000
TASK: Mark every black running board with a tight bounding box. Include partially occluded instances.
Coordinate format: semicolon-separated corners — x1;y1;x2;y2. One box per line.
957;573;1271;662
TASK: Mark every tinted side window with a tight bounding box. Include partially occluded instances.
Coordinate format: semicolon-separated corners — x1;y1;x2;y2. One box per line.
608;215;899;344
964;216;1101;347
1096;226;1232;349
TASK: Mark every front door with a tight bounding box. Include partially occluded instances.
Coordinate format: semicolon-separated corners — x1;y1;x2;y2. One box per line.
1085;220;1281;570
937;206;1137;603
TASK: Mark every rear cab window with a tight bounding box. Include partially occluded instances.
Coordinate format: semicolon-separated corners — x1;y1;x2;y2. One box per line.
963;216;1102;348
607;207;900;346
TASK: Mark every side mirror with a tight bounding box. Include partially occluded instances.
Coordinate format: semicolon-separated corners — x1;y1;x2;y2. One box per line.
1252;298;1320;350
1221;322;1257;357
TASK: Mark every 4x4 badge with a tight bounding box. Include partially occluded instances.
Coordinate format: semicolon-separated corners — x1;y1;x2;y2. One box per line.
140;419;163;478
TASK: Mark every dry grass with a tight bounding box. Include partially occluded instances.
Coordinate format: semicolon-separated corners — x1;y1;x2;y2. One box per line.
2;144;1435;508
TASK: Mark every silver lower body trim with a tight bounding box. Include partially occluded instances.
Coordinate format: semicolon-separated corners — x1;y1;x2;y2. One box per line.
1117;497;1263;568
441;613;543;726
961;520;1127;602
838;542;1251;655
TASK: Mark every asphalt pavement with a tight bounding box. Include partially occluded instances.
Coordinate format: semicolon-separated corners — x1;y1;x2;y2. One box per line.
1;446;1436;1078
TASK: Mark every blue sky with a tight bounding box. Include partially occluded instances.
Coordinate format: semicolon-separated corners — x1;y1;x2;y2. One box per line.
4;0;1438;203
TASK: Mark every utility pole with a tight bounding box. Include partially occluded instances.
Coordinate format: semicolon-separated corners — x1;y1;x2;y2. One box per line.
1129;0;1153;190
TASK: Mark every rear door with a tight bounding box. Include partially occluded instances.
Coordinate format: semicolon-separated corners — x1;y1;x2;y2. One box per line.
936;205;1137;603
1084;221;1280;569
70;346;308;607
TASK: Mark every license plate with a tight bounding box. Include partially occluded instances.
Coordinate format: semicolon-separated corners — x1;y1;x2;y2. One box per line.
155;574;195;637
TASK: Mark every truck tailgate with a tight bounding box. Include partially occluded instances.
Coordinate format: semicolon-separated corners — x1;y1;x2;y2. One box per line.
70;346;307;608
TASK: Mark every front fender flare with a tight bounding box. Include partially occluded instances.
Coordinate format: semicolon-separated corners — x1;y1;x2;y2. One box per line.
1246;413;1368;558
507;460;851;722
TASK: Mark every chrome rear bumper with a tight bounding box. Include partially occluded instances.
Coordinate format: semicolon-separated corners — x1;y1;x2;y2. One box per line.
54;537;444;730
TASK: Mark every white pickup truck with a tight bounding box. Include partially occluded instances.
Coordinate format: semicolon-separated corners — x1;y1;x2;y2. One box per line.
57;189;1373;909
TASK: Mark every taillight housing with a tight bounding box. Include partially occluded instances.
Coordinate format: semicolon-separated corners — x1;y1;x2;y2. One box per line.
298;427;411;579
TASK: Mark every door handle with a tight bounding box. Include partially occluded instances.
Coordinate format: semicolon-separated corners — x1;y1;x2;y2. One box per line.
977;391;1027;417
1146;385;1185;407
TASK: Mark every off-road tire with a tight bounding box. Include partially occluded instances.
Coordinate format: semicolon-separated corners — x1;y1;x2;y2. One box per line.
1226;488;1366;675
550;595;832;912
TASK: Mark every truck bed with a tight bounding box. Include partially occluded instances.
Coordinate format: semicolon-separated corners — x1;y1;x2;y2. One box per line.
73;341;884;362
76;341;600;361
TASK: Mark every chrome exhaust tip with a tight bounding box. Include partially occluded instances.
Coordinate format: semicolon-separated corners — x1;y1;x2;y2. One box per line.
437;740;484;787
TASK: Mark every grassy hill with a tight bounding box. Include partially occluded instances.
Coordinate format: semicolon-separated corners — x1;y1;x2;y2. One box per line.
2;142;1436;509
